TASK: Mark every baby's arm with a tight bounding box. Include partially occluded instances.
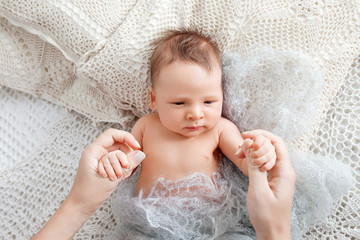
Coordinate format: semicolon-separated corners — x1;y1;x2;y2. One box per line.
218;118;276;176
130;115;145;148
97;116;145;181
218;118;248;175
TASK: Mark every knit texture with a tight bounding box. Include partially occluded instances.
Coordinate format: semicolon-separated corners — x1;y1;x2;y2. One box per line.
0;0;359;239
106;48;354;239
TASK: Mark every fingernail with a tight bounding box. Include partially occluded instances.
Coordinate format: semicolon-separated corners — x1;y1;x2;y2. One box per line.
234;148;242;156
134;151;146;163
135;140;141;148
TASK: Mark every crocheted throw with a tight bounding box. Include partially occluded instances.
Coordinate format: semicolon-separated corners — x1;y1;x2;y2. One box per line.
0;0;359;239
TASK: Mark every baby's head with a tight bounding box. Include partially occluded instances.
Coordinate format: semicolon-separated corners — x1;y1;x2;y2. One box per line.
150;29;222;87
149;30;223;137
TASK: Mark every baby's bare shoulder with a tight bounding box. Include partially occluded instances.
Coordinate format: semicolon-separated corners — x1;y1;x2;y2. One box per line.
136;112;158;124
134;112;161;131
216;117;241;140
218;117;238;129
132;113;161;140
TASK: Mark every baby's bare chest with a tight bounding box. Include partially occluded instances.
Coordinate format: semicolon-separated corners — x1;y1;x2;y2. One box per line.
141;128;220;177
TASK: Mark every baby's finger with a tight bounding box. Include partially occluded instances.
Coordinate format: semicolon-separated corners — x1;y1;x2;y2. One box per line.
234;147;244;157
242;138;253;150
108;152;124;180
115;150;130;169
251;140;275;159
251;134;269;151
240;138;253;159
259;151;276;172
102;156;117;181
251;149;275;167
97;161;108;178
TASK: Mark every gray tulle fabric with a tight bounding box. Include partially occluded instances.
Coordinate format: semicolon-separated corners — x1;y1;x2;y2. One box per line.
109;47;353;239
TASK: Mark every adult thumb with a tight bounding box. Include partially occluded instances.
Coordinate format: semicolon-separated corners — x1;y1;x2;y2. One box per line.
127;150;146;169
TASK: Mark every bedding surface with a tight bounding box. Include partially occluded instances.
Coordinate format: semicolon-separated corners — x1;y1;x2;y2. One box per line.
0;0;359;239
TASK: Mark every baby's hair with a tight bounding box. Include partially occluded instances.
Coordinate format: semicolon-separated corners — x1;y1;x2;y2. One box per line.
150;29;221;85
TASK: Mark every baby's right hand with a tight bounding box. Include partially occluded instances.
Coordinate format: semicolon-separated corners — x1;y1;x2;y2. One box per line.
242;134;276;172
97;150;145;181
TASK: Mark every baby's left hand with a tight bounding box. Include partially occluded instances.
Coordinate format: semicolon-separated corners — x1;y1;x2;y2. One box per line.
242;134;277;172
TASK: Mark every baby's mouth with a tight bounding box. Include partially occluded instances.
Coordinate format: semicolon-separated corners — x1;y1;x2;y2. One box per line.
185;126;202;131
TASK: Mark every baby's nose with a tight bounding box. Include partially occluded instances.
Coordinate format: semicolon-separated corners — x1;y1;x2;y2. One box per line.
187;106;204;120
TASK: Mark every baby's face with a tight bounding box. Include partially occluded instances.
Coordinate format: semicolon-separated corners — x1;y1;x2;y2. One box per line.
150;60;223;137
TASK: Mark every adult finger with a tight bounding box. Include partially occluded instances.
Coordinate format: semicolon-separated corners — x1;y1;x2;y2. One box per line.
127;150;146;169
115;150;146;180
88;129;141;160
242;130;280;148
98;128;140;149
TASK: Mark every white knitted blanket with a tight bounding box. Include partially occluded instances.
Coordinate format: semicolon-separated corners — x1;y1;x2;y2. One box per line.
0;0;359;239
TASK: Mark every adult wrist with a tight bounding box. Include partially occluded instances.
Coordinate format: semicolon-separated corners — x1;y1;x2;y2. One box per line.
256;225;291;240
31;197;93;240
65;194;98;219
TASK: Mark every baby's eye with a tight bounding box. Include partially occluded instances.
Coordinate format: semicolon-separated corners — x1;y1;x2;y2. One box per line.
173;102;184;105
204;101;213;104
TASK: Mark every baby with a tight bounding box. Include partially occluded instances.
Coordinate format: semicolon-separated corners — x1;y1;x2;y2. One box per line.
98;30;277;197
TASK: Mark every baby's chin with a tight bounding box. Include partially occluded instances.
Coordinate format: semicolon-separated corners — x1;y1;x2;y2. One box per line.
180;131;203;138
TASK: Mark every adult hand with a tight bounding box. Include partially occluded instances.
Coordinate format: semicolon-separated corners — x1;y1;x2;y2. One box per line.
68;128;145;215
241;130;296;240
32;128;145;240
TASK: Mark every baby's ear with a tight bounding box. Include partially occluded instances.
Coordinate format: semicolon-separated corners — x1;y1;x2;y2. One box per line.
149;86;156;110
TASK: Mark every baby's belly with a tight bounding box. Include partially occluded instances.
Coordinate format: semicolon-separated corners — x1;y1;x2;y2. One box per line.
112;163;245;240
136;170;220;198
136;158;220;197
